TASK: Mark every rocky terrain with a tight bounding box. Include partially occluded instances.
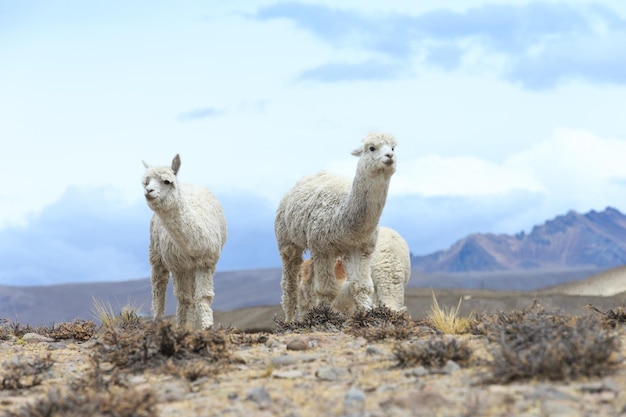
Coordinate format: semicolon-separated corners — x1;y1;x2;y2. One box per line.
2;296;626;417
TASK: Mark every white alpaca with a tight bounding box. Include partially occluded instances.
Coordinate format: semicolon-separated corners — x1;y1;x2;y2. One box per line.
298;226;411;316
142;154;227;329
275;132;397;322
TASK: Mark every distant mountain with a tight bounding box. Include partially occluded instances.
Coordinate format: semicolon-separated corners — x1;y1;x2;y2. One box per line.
412;207;626;273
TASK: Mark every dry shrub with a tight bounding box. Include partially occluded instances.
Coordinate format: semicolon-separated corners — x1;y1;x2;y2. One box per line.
93;319;232;375
47;319;97;341
0;318;11;341
347;305;417;341
7;379;157;417
483;302;621;383
0;319;96;342
1;354;54;390
586;304;626;329
229;330;271;346
274;303;346;333
393;335;471;368
8;322;40;339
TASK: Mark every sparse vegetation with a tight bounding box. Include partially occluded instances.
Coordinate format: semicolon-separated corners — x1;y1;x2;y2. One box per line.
274;303;347;333
347;304;418;341
1;353;54;390
586;303;626;328
427;291;472;334
92;297;143;331
393;335;472;368
481;302;622;383
3;298;626;416
93;319;233;374
7;378;158;417
0;318;96;342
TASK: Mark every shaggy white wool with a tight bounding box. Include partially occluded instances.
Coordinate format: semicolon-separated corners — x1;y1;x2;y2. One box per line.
275;132;397;321
142;154;227;329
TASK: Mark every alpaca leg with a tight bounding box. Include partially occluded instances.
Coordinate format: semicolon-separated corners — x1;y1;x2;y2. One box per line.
151;261;169;320
312;256;339;306
343;253;374;311
195;266;216;329
298;262;315;317
332;281;355;312
279;245;303;322
173;272;194;327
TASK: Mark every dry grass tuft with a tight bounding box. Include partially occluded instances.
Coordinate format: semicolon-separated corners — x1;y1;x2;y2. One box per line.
427;291;472;334
274;303;347;333
393;335;472;368
482;301;621;383
347;305;417;341
92;298;143;331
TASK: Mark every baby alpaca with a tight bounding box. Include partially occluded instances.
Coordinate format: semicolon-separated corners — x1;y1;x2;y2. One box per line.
298;227;411;316
142;154;227;329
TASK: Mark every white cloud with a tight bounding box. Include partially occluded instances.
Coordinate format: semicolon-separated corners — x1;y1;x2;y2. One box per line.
392;154;545;197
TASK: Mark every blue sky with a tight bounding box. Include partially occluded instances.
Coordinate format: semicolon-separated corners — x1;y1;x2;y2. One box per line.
2;0;626;285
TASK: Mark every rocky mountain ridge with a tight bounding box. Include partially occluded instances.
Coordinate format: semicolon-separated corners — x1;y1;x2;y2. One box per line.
412;207;626;273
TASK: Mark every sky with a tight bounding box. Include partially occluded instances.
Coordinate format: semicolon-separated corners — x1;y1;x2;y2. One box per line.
2;0;626;286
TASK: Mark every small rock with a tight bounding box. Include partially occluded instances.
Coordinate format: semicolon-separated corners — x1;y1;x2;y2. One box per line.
365;346;385;356
272;370;305;379
350;337;368;349
245;386;272;409
270;354;316;367
265;337;281;349
47;342;68;350
581;382;604;393
127;375;148;385
440;360;461;374
405;366;428;377
381;391;449;412
156;381;188;402
21;333;54;343
286;336;309;351
343;387;366;416
316;366;346;381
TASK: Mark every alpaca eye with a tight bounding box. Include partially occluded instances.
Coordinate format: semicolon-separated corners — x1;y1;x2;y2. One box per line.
369;146;376;152
164;180;172;185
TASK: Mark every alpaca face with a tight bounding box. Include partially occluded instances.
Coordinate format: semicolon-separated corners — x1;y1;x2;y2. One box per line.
353;133;397;175
143;169;177;206
142;155;181;211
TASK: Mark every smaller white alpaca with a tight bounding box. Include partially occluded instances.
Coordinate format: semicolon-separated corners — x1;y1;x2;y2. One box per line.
142;154;227;329
298;227;411;316
298;256;347;317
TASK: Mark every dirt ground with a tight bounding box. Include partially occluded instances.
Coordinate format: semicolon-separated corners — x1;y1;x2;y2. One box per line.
2;291;626;417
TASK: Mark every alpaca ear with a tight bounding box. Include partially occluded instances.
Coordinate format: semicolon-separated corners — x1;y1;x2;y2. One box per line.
351;147;363;157
142;160;151;169
171;154;181;175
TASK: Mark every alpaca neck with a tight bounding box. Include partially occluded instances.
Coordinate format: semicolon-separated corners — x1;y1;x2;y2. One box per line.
337;169;391;239
152;193;192;247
